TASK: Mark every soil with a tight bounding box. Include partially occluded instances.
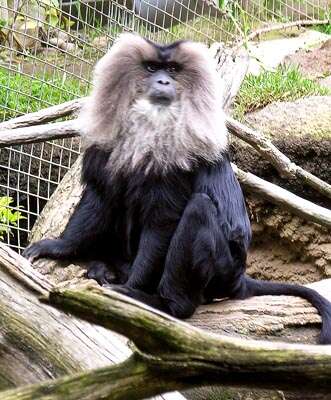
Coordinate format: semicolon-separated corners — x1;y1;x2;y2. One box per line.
284;38;331;79
246;196;331;284
231;100;331;285
231;133;331;208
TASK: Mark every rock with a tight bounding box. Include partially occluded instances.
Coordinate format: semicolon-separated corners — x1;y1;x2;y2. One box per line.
49;37;66;50
92;36;109;50
284;39;331;79
243;95;331;139
48;38;80;54
247;30;331;75
63;42;80;54
56;31;70;43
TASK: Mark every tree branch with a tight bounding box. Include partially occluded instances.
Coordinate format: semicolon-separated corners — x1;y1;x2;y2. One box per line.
1;354;186;400
227;116;331;199
17;282;331;395
234;19;331;51
233;164;331;228
0;98;84;131
0;120;79;146
1;241;331;398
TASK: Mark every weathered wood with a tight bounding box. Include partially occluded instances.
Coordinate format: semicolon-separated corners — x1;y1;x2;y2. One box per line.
0;99;85;131
209;44;249;112
0;242;183;400
1;266;331;400
0;355;188;400
2;241;331;399
227;116;331;199
234;19;331;51
0;120;79;147
233;164;331;228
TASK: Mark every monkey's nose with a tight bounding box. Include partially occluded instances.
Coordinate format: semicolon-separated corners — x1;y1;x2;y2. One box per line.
157;79;170;85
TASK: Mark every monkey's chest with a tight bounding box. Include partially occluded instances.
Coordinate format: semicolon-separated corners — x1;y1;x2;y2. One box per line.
110;168;195;255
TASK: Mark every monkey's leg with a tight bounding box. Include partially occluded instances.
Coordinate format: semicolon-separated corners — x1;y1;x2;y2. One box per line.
23;187;109;263
157;193;218;318
113;193;218;318
124;225;175;292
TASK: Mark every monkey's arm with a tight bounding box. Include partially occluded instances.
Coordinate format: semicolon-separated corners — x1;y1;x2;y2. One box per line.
23;186;110;262
23;145;111;262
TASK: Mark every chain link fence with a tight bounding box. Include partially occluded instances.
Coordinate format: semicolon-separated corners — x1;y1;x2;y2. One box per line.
0;0;330;252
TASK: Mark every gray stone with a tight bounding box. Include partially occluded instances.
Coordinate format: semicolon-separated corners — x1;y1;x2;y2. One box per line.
243;95;331;139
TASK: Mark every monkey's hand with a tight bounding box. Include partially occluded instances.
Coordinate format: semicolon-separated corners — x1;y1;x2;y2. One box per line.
23;238;69;263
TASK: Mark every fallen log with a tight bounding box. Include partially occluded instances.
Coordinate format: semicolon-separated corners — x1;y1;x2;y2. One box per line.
0;242;181;400
233;164;331;228
1;242;331;400
0;99;84;131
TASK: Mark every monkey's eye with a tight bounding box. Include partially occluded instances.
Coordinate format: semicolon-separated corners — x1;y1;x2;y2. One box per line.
144;62;159;73
166;63;181;74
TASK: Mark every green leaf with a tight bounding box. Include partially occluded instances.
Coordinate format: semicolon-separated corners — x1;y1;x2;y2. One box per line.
0;196;26;242
46;13;59;27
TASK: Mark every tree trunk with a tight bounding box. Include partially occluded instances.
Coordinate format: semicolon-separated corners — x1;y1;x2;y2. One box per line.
0;243;183;400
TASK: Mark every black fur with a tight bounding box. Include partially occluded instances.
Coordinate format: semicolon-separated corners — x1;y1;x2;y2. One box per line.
24;146;331;344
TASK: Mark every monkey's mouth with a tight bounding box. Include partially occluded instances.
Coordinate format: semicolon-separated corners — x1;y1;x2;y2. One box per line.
149;94;173;106
148;88;175;106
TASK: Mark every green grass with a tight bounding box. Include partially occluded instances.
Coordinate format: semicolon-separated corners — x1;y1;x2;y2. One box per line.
0;67;88;121
314;23;331;35
234;66;330;119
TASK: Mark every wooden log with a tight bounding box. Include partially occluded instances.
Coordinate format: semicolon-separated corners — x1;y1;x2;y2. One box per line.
0;242;183;400
232;164;331;228
0;99;85;131
0;120;79;147
1;249;331;400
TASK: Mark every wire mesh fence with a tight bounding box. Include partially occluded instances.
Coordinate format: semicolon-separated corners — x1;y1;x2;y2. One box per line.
0;0;330;252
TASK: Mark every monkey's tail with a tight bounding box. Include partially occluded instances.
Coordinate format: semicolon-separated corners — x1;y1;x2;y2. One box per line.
241;276;331;344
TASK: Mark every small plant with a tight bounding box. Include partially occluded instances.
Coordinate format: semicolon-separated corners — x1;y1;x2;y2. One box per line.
0;197;26;241
234;66;330;119
314;23;331;35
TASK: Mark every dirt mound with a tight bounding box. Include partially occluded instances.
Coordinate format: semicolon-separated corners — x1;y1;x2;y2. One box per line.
246;197;331;284
232;95;331;285
284;38;331;79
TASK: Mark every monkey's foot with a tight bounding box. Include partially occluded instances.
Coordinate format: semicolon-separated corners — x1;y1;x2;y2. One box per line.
104;284;168;313
86;261;117;286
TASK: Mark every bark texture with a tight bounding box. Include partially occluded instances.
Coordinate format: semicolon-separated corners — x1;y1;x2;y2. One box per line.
1;255;331;400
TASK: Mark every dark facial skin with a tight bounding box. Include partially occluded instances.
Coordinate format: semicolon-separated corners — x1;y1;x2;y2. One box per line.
143;61;181;105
